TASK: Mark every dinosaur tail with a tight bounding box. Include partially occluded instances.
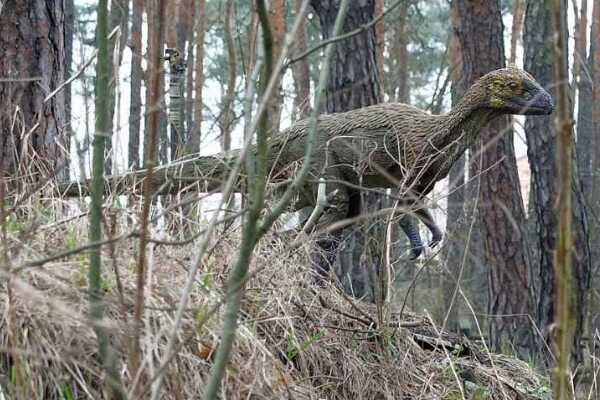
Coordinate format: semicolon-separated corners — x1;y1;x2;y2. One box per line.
57;150;242;197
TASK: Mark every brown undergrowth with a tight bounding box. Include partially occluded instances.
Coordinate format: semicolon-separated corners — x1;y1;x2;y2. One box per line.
0;206;550;399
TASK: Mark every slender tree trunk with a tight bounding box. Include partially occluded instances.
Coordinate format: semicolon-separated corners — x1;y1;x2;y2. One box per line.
187;0;206;153
523;0;591;368
267;0;285;133
166;0;178;48
90;1;126;397
442;0;465;333
105;0;129;174
145;0;168;165
221;0;237;152
65;0;75;178
129;0;144;169
185;6;196;145
0;0;68;189
166;0;190;159
394;0;410;103
551;1;575;397
509;0;524;64
375;0;385;97
455;0;534;359
577;34;593;203
572;0;588;116
244;0;259;82
291;0;312;120
588;0;600;344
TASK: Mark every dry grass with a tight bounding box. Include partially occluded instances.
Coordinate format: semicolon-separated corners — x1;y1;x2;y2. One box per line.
0;203;551;400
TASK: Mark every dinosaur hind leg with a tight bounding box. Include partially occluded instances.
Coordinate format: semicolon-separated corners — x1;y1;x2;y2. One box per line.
399;214;424;259
398;192;442;258
306;179;350;283
414;207;443;248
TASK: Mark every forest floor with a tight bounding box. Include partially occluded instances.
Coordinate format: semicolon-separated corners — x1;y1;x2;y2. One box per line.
0;203;552;400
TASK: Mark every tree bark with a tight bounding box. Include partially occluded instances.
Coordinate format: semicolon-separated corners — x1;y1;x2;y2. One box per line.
185;5;196;146
267;0;286;132
166;0;191;158
442;0;465;333
145;0;168;165
291;0;312;120
166;0;178;48
0;0;68;190
509;0;524;64
129;0;144;169
65;0;75;179
187;0;206;153
523;0;591;367
374;0;385;97
105;0;129;174
221;0;237;152
571;0;588;116
455;0;534;359
393;0;410;103
588;0;600;340
311;0;382;111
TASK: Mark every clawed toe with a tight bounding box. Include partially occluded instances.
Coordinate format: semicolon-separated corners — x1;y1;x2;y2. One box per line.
410;246;424;260
429;234;443;249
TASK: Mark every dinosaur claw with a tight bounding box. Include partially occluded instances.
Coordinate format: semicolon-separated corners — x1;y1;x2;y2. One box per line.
429;234;443;249
410;246;424;260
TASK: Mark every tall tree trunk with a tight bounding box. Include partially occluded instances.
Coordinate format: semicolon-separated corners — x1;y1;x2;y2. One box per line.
0;0;68;189
393;0;410;103
509;0;524;64
523;0;591;367
267;0;285;133
291;0;312;120
65;0;75;179
374;0;385;97
166;0;178;48
166;0;190;159
187;0;206;153
551;0;576;396
572;0;588;116
244;0;259;82
310;0;383;301
577;29;593;203
588;0;600;340
105;0;129;174
146;0;168;165
129;0;144;169
442;0;465;333
90;1;126;396
455;0;534;359
185;5;196;146
311;1;381;111
176;0;193;52
221;0;237;152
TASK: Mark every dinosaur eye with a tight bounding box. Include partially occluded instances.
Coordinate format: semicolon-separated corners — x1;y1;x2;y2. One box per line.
508;81;519;90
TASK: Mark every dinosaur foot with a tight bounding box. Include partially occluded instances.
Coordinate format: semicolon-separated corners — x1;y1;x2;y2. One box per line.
408;235;444;260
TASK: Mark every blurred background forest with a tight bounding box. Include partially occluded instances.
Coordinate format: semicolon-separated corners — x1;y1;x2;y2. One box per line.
0;0;599;398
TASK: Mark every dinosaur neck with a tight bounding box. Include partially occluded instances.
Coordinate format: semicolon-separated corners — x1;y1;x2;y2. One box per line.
437;82;499;151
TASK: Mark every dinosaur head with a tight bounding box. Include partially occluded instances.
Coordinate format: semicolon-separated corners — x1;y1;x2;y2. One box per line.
482;67;554;115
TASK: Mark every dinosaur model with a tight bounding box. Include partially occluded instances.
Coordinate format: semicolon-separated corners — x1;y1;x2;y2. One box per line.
61;67;553;271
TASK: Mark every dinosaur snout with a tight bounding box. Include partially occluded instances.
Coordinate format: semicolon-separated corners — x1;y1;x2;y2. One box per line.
525;87;554;115
536;89;554;115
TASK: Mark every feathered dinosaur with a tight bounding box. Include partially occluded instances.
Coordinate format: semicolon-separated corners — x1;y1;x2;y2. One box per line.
60;67;553;272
